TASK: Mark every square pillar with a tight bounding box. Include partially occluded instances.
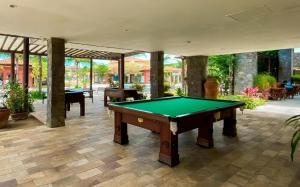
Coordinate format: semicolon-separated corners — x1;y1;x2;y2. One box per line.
119;54;125;89
186;55;208;97
150;51;164;98
47;38;65;128
278;49;293;82
234;53;257;94
23;38;30;112
89;58;93;92
10;52;15;83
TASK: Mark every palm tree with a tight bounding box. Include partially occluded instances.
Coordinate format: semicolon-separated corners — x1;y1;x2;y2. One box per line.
285;115;300;161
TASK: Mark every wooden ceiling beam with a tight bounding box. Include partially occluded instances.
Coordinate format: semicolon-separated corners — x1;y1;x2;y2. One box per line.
30;44;40;52
7;37;18;51
15;38;24;51
35;46;46;53
68;49;81;55
0;36;8;50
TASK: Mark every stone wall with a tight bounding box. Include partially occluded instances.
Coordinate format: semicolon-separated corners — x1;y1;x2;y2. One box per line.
293;52;300;68
278;49;293;82
186;56;208;97
234;53;257;94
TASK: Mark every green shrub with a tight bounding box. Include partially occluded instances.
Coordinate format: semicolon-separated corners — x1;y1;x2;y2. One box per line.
130;82;145;92
30;91;45;100
291;74;300;82
164;82;171;92
219;95;265;110
5;83;34;113
175;88;185;96
254;73;276;91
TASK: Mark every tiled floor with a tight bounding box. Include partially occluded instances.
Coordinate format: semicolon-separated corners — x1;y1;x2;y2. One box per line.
0;95;299;187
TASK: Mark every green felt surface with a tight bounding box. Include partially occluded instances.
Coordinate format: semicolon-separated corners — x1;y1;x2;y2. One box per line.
115;97;240;118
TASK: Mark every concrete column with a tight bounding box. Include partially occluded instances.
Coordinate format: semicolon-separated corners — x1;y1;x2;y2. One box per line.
23;38;29;112
234;52;257;94
150;51;164;98
47;38;65;128
89;58;93;92
186;55;208;97
278;49;293;82
10;52;15;84
119;54;125;89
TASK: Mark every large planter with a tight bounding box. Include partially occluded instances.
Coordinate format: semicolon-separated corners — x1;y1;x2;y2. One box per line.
204;77;219;99
262;88;271;100
11;112;29;121
0;109;10;128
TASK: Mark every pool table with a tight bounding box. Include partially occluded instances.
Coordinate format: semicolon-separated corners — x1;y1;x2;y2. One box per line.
108;96;244;167
65;90;85;118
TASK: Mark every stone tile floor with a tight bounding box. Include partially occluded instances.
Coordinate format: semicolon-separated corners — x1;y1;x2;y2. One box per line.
0;95;299;187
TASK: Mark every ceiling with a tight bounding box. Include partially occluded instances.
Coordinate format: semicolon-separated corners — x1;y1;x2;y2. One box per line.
1;0;300;56
0;34;139;60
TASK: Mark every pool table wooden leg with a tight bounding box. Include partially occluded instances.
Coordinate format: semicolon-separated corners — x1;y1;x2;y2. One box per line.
159;122;179;167
66;103;71;111
223;110;237;137
80;98;85;116
114;112;128;144
197;115;214;148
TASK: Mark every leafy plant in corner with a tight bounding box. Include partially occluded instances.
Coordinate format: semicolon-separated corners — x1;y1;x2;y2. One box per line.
285;115;300;161
130;82;145;92
175;88;185;96
5;82;34;120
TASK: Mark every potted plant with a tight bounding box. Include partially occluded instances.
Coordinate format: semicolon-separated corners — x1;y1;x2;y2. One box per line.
0;95;10;128
5;83;34;120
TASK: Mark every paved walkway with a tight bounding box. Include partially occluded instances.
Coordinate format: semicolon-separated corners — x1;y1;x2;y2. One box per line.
0;94;299;186
256;95;300;116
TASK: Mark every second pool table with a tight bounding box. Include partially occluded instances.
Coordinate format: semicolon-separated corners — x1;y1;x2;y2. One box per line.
108;96;244;167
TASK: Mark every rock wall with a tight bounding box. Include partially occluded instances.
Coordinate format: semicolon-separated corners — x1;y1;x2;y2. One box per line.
278;49;293;82
293;52;300;68
234;53;258;94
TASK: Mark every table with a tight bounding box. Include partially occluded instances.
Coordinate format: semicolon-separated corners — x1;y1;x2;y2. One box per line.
104;88;139;106
65;90;85;117
108;96;244;167
42;88;93;103
69;88;94;102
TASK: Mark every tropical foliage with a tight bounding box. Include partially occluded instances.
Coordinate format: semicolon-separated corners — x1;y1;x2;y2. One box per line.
175;88;185;96
94;64;109;81
4;82;34;113
291;74;300;82
219;95;265;109
285;115;300;161
253;73;277;91
208;55;235;94
130;82;145;92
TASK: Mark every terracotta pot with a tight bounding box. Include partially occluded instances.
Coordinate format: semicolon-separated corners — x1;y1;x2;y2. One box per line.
204;77;219;99
11;112;29;121
0;109;10;128
262;88;270;100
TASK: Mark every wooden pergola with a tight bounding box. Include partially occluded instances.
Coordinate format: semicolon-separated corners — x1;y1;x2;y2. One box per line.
0;33;143;104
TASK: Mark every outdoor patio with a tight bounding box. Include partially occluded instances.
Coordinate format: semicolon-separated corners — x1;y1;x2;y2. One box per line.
0;95;299;187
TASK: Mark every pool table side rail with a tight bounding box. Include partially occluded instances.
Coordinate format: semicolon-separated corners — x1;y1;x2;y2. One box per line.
108;97;244;122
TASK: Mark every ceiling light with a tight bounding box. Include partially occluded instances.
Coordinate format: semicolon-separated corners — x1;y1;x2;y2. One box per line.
9;4;17;8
